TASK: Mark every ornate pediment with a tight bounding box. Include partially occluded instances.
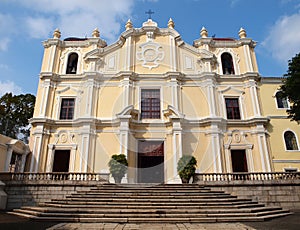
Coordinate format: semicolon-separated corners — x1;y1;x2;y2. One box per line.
163;105;185;119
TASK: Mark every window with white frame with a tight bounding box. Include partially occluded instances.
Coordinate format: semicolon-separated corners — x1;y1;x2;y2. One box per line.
284;131;299;151
141;89;161;119
225;98;241;120
59;98;75;120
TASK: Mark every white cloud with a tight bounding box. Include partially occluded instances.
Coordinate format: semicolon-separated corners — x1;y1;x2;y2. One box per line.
0;13;16;51
0;64;9;70
0;81;23;96
25;17;54;39
230;0;240;7
0;13;16;35
263;12;300;64
15;0;135;42
0;38;10;51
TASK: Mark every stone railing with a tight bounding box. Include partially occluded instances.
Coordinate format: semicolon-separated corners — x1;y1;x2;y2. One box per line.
0;172;109;182
195;172;300;182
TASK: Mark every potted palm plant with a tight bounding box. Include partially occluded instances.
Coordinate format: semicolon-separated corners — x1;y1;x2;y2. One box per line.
108;154;128;183
177;155;197;183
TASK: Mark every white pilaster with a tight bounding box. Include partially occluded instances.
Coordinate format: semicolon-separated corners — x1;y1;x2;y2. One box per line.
79;125;96;172
46;144;55;172
85;79;96;117
256;125;271;172
170;76;179;109
208;124;223;173
170;37;177;71
243;45;253;72
39;80;52;117
248;80;261;117
204;79;217;117
125;37;132;71
170;118;182;184
30;135;43;172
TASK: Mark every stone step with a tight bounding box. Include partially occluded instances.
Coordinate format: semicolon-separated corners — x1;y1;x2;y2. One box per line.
8;184;291;223
68;193;232;198
12;208;285;220
255;209;290;217
47;199;255;207
7;214;291;223
17;206;283;215
41;203;262;210
100;183;206;188
60;197;244;203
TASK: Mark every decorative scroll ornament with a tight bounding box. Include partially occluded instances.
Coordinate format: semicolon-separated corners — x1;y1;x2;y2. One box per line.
136;41;164;70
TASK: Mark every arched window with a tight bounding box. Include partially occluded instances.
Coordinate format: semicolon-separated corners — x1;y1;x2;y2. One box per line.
66;53;78;74
284;131;299;150
221;52;235;75
275;91;289;108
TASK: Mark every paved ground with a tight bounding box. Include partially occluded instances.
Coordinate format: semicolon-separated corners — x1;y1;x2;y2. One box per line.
0;212;300;230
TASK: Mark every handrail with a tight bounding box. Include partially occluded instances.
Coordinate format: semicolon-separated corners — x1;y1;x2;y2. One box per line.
0;172;109;182
0;172;299;182
195;172;300;181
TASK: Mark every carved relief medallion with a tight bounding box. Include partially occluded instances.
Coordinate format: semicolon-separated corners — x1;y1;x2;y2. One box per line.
137;42;164;70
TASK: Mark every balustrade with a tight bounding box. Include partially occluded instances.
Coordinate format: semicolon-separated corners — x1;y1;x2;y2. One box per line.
0;172;299;182
195;172;300;182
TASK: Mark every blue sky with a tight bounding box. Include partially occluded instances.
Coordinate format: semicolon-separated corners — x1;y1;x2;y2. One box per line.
1;0;300;96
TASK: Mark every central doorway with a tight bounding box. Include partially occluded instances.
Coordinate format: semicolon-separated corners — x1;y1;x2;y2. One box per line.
52;150;70;172
231;149;248;172
138;141;164;183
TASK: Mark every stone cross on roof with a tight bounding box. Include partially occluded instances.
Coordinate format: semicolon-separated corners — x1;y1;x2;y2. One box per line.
145;9;154;19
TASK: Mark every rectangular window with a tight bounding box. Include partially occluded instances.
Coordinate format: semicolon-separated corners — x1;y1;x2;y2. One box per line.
59;98;75;120
141;89;160;119
225;98;241;120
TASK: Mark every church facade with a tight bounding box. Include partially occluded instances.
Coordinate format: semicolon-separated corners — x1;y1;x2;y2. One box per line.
28;19;300;183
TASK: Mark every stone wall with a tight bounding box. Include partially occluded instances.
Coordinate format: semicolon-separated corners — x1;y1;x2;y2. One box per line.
3;180;105;210
195;179;300;211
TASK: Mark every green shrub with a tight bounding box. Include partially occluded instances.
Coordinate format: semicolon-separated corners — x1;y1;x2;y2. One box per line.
108;154;128;183
177;155;197;183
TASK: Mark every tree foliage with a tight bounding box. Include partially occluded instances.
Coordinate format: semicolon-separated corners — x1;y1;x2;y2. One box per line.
0;93;36;142
279;53;300;122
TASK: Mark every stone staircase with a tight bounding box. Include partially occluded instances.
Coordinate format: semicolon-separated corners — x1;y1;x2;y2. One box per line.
9;183;291;223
